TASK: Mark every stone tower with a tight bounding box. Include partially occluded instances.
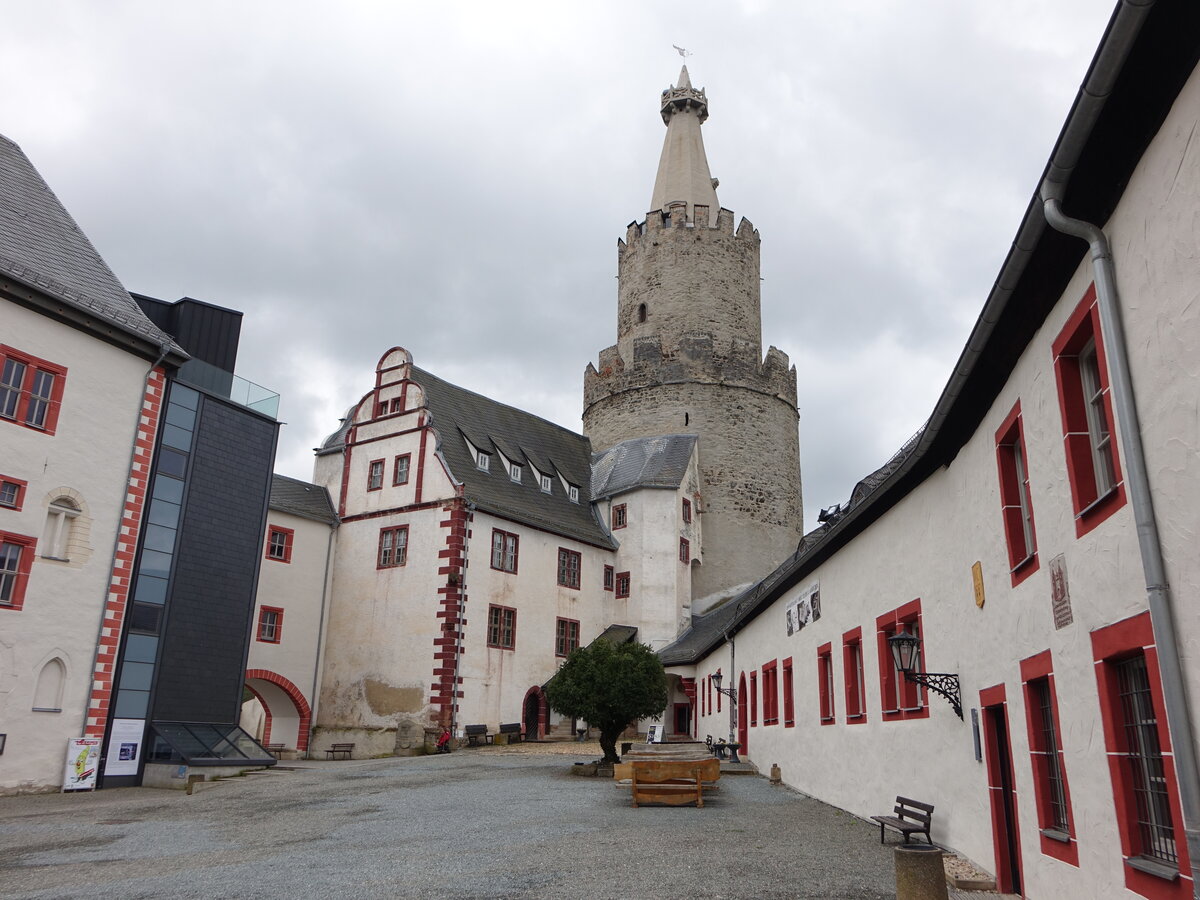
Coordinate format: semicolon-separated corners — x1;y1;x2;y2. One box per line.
584;67;803;606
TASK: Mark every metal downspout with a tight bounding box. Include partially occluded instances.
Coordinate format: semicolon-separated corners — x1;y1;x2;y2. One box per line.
1042;188;1200;888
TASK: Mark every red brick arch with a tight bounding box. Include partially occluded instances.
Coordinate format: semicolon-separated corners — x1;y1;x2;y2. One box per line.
245;668;312;751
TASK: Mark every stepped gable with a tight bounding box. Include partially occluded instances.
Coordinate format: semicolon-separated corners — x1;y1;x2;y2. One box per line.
590;434;697;500
0;133;183;357
269;474;338;524
409;366;616;550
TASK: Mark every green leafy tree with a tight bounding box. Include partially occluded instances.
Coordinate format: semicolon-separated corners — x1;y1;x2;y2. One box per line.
545;638;668;763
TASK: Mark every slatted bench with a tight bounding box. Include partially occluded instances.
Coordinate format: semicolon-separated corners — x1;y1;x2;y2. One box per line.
498;723;523;743
464;724;492;746
325;742;355;760
630;758;721;808
265;743;286;759
871;796;935;844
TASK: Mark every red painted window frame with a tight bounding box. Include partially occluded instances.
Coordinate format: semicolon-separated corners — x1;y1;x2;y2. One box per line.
0;530;37;611
682;498;692;523
995;401;1039;586
612;503;627;529
265;525;294;563
749;670;758;726
1052;285;1127;537
980;683;1024;894
555;617;580;657
0;474;28;511
782;657;795;727
367;458;385;491
1020;650;1079;866
557;548;581;589
679;537;690;563
817;642;835;725
490;528;519;573
615;571;630;599
706;675;712;716
257;605;284;643
486;604;517;649
603;565;614;591
876;599;929;721
842;627;866;724
0;345;67;435
376;525;408;568
1091;612;1190;897
762;659;779;725
393;454;411;485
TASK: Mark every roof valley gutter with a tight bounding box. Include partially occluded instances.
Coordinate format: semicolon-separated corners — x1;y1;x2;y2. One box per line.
1041;0;1200;885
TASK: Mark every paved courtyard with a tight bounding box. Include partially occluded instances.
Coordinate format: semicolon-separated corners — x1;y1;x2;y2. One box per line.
2;742;912;899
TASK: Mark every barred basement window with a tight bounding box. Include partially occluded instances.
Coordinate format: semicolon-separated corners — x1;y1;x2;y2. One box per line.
1033;678;1070;833
1116;654;1177;868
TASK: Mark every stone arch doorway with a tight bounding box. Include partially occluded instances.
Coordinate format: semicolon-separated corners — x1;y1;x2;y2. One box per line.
523;686;546;741
245;669;312;752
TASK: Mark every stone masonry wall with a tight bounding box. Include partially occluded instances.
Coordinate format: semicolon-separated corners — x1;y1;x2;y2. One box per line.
616;204;761;361
584;378;801;604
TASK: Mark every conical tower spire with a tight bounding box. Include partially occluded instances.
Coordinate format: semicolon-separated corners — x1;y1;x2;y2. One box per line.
650;66;719;224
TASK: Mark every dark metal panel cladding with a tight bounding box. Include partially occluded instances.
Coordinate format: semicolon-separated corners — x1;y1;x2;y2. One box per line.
151;395;278;724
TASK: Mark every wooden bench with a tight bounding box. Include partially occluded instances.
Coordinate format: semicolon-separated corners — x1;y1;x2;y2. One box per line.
265;743;286;759
498;723;522;743
871;796;934;844
464;724;492;746
630;758;720;808
325;742;355;760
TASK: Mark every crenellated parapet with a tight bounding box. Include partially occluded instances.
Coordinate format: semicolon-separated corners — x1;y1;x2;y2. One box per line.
584;333;797;413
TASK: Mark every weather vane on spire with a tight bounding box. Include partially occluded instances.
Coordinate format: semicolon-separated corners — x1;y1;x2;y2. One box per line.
673;45;692;58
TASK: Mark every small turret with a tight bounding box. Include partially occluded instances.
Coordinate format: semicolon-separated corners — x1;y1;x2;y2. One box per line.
650;66;720;225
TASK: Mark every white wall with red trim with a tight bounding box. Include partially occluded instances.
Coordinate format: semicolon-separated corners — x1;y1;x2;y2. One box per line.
678;64;1200;900
0;302;154;793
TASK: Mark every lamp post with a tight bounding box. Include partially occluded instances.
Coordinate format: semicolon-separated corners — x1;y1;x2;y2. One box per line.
710;671;741;762
887;629;963;720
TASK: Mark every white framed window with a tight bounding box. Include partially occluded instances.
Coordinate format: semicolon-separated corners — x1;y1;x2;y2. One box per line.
510;465;522;483
477;452;491;472
568;485;579;503
541;474;552;493
1079;339;1116;497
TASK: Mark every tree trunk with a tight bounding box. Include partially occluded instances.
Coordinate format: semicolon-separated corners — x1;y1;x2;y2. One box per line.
599;723;623;763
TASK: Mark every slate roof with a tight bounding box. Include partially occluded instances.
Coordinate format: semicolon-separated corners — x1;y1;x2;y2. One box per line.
318;367;615;548
591;434;697;500
413;367;615;548
269;474;338;525
0;134;183;356
591;624;639;646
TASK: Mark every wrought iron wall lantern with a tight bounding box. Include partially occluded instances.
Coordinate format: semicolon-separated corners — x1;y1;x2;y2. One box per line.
887;629;963;719
709;671;742;762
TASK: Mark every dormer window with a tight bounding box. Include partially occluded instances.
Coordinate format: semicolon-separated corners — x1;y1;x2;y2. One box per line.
510;465;522;483
569;486;579;503
541;475;553;493
477;452;491;472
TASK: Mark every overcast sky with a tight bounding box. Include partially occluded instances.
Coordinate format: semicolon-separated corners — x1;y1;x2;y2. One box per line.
3;1;1116;532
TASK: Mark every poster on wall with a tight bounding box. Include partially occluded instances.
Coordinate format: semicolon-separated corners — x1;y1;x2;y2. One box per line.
62;738;101;791
103;718;146;777
785;581;821;636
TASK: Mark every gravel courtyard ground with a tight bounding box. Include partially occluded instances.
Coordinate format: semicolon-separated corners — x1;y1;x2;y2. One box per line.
1;741;906;899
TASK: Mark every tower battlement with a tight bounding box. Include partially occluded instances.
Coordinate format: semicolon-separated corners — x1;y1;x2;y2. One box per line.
621;204;753;244
584;334;796;412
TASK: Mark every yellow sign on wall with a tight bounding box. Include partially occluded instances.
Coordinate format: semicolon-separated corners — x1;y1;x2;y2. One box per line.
972;561;985;608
